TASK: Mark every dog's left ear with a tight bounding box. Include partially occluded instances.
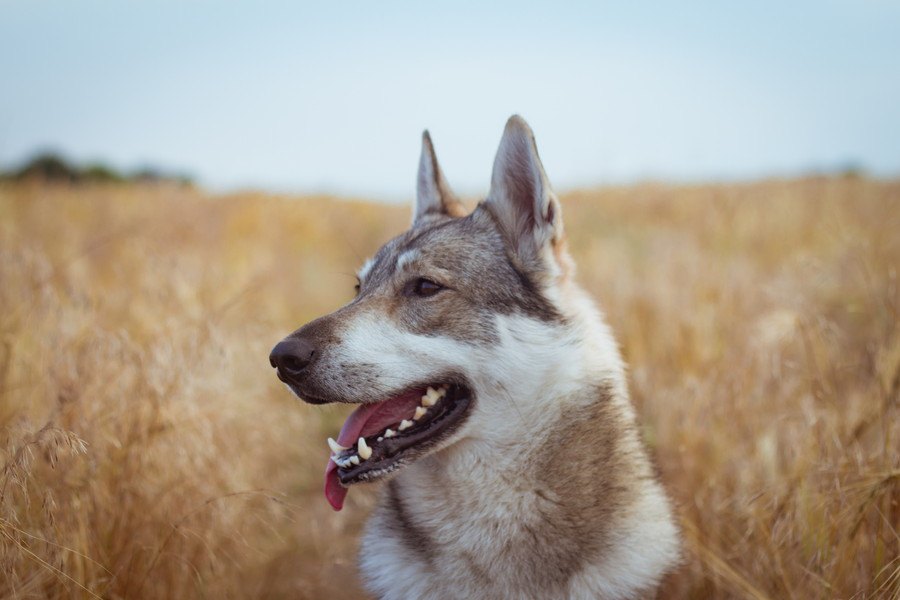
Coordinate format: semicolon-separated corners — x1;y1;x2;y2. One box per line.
485;115;564;266
414;131;465;224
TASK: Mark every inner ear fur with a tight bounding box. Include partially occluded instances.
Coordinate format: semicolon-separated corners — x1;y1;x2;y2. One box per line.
485;115;564;261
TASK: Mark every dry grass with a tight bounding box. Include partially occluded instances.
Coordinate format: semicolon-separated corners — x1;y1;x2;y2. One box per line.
0;177;897;599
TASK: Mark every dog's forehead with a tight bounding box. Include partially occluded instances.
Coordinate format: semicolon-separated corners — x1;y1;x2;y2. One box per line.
360;214;498;284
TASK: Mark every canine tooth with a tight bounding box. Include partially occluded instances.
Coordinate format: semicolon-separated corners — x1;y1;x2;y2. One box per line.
414;406;428;420
358;437;372;460
328;437;348;454
399;419;413;431
384;429;395;438
422;387;442;407
349;455;360;465
377;437;384;442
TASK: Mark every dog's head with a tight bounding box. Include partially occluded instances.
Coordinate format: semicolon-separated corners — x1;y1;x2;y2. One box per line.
271;116;587;510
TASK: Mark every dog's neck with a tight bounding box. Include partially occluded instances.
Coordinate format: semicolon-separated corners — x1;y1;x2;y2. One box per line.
388;304;635;545
467;287;628;437
367;368;658;599
359;288;678;599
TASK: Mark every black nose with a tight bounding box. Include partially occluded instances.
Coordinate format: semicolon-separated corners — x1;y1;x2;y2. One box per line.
269;337;316;379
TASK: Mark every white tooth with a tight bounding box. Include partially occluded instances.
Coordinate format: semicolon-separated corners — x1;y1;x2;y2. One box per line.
422;387;441;407
349;455;360;465
358;437;372;460
377;437;384;442
384;429;395;438
399;419;413;431
328;437;348;454
414;406;428;420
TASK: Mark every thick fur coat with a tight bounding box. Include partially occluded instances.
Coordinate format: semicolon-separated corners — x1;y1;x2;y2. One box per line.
271;116;680;599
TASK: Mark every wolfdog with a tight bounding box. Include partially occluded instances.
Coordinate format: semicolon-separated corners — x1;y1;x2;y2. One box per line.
269;116;680;599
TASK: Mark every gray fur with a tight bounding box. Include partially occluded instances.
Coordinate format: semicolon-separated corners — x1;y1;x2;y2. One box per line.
274;116;681;599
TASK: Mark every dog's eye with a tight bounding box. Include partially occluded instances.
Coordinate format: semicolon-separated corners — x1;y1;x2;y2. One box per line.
410;278;443;298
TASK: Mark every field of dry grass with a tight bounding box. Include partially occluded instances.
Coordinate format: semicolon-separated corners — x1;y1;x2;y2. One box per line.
0;177;898;599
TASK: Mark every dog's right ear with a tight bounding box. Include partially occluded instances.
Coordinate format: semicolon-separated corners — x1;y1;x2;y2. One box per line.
414;131;465;225
484;115;564;267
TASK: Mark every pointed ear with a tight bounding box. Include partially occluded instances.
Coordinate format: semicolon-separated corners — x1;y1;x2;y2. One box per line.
485;115;563;263
414;130;465;224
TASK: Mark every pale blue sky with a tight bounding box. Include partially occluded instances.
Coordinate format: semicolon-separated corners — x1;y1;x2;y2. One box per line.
1;1;898;200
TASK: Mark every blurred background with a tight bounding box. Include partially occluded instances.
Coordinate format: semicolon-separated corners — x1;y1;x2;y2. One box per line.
1;2;898;599
2;1;899;196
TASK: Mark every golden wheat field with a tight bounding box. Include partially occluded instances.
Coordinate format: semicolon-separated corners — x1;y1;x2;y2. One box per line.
0;177;898;599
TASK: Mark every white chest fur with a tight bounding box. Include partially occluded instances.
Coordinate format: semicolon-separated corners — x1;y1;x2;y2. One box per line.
358;434;680;600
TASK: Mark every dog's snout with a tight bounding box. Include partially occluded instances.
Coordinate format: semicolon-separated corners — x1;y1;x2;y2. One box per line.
269;337;316;378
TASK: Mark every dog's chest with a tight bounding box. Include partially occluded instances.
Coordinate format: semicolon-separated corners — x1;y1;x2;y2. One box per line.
361;458;581;599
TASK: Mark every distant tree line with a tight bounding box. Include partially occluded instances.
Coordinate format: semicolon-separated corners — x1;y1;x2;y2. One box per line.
0;152;193;186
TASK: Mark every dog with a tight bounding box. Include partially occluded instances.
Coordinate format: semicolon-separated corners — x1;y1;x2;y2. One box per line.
269;116;680;599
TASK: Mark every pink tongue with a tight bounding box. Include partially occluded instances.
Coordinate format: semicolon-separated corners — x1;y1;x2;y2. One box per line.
324;389;425;511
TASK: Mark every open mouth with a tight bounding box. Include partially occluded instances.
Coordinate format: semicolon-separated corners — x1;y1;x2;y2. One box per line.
323;382;473;510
